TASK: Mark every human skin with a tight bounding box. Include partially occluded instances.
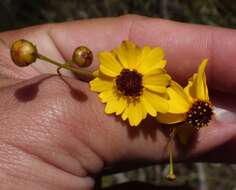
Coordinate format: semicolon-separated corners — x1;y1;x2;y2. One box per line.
0;15;235;190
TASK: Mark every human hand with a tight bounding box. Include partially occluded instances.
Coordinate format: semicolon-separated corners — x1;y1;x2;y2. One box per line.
0;15;235;190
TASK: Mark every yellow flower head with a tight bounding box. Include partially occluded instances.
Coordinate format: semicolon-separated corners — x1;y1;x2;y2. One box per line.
90;41;171;126
157;59;213;143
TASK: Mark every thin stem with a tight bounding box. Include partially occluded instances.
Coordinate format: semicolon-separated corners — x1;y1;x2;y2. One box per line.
57;60;77;76
37;54;95;81
166;128;176;181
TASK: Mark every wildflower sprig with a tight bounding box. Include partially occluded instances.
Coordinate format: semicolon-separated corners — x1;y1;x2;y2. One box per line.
10;39;213;181
157;59;213;179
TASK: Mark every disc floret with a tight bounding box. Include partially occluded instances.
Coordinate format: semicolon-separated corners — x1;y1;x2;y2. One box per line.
187;100;213;129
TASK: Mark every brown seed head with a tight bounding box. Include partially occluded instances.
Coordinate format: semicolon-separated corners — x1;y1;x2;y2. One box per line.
72;46;93;67
10;39;38;67
115;69;143;97
187;100;213;129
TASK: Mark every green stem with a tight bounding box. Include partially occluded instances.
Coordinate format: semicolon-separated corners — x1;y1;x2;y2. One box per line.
37;54;95;80
166;128;176;181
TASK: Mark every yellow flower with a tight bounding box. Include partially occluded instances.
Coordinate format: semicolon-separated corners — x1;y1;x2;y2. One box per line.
157;59;213;143
90;41;171;126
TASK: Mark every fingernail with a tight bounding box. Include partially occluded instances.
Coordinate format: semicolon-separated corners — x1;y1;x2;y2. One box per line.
214;106;236;124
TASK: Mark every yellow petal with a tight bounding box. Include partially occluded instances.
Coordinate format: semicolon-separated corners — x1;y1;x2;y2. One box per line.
143;74;171;93
100;65;119;77
167;81;191;114
104;96;118;114
156;113;186;124
143;89;169;113
121;106;129;121
112;47;128;68
176;126;196;145
112;42;129;68
125;41;141;69
140;96;157;117
141;104;148;119
105;96;127;115
137;45;151;69
90;78;113;92
92;70;99;77
139;45;151;61
144;68;166;76
98;89;114;103
115;97;127;115
99;52;122;77
112;47;129;69
143;73;171;85
138;46;166;74
144;85;167;94
127;102;143;126
121;102;144;126
184;74;195;101
114;41;141;69
185;59;209;100
140;46;165;66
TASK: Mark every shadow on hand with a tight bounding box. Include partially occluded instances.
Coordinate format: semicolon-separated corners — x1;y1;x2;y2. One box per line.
59;75;87;102
14;74;87;102
126;116;159;141
14;75;54;102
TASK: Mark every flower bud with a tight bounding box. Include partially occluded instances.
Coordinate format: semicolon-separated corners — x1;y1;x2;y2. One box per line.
72;46;93;67
10;39;38;67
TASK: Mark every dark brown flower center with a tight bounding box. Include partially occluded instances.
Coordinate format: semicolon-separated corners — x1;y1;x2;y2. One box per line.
187;100;213;129
115;69;143;97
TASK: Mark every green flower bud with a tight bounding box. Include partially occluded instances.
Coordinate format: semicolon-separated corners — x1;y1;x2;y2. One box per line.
10;39;38;67
72;46;93;67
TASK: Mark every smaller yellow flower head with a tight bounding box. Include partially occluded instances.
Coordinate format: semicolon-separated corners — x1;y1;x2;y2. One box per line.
157;59;213;143
90;41;171;126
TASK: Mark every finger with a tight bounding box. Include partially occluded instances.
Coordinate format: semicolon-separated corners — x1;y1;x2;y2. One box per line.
1;15;236;94
199;138;236;163
0;16;131;78
1;75;236;179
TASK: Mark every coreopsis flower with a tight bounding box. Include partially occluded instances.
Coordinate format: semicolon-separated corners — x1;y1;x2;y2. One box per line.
157;59;213;144
157;59;213;181
90;41;171;126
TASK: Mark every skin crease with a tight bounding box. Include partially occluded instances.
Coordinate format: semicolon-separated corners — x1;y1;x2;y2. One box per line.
0;15;235;189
